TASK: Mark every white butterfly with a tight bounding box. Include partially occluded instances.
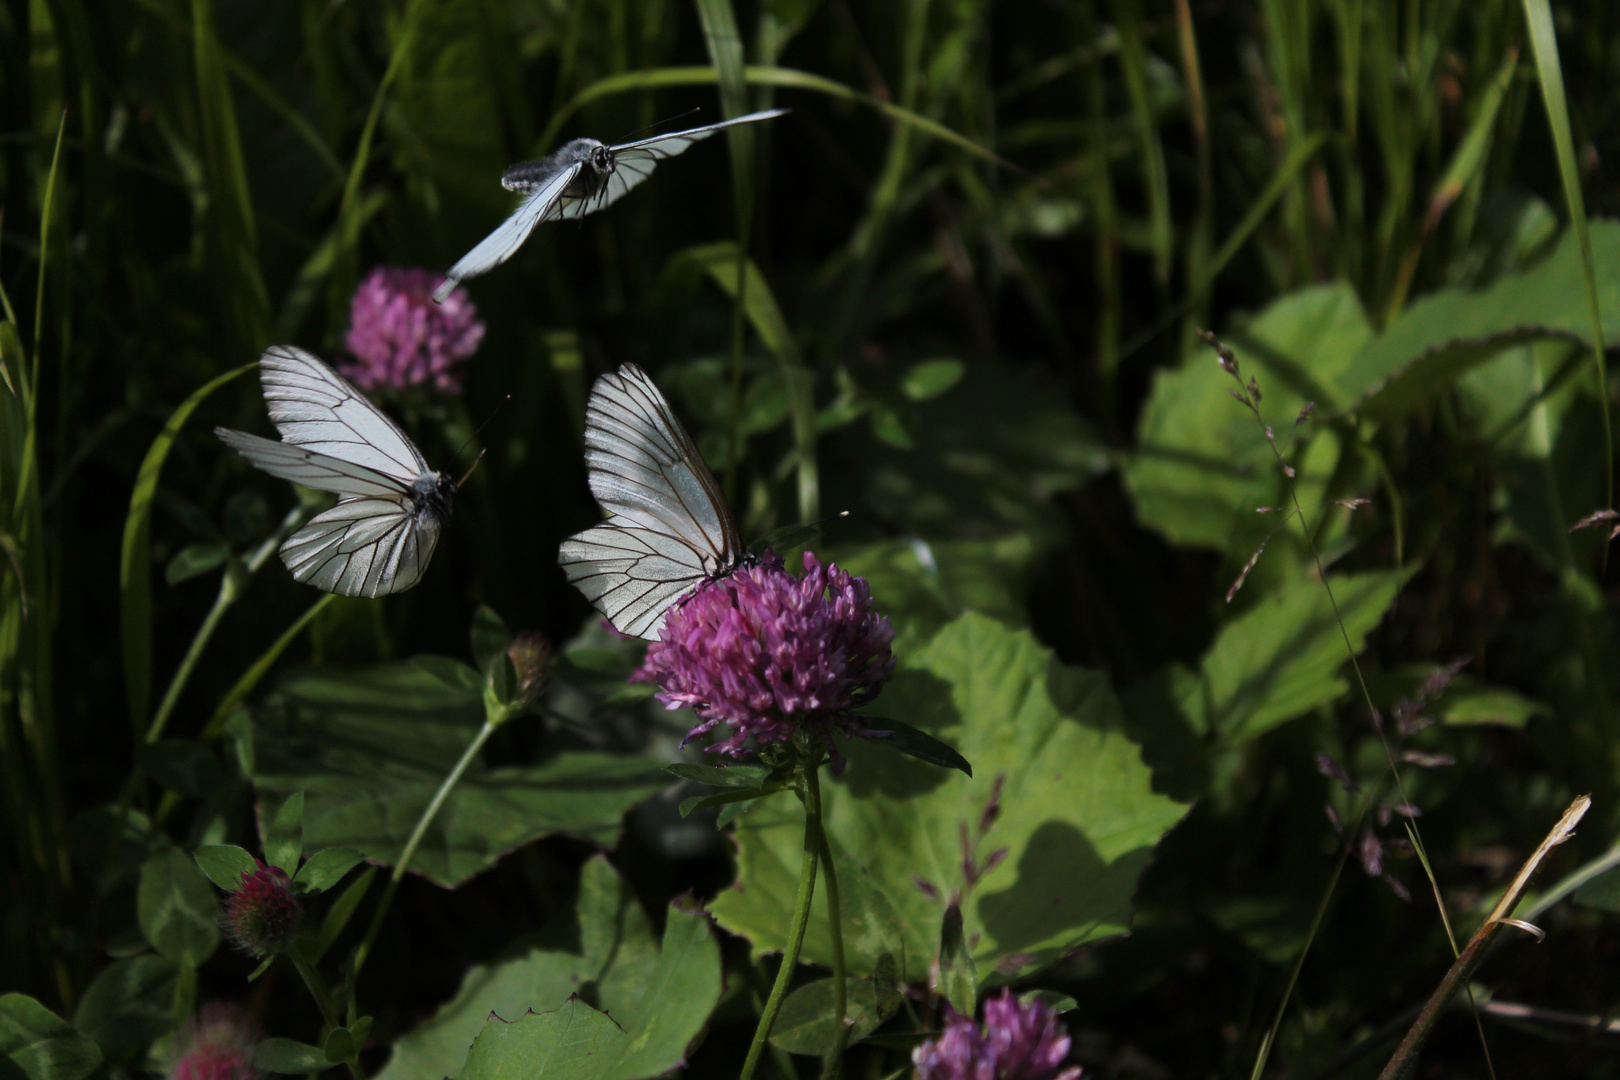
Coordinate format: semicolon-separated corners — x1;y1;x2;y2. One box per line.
434;108;789;302
215;345;456;598
558;363;747;640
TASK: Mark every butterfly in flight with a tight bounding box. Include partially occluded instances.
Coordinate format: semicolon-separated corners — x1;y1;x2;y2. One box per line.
558;363;750;640
215;345;457;598
434;108;788;302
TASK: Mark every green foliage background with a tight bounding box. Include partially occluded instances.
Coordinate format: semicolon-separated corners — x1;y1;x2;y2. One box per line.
5;0;1620;1077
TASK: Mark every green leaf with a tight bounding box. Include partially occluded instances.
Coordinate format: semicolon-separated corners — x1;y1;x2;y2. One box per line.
411;655;484;694
292;848;366;895
120;362;256;733
711;614;1188;982
263;792;304;875
1153;570;1409;744
862;718;972;776
323;1029;356;1065
252;665;665;887
314;866;376;961
827;535;1036;653
900;359;965;401
1341;224;1620;420
470;607;512;675
663;763;774;789
0;995;102;1080
136;740;230;798
1438;685;1549;728
73;955;180;1063
769;978;883;1055
251;1039;334;1075
1124;284;1369;558
379;857;717;1080
137;844;220;964
164;541;229;586
458;1002;621;1080
193;845;259;892
679;782;794;818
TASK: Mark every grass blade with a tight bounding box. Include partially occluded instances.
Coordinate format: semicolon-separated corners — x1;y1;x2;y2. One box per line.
119;362;256;734
1521;0;1612;520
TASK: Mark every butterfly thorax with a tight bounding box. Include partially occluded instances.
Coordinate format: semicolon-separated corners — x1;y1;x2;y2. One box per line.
501;138;604;193
411;473;456;523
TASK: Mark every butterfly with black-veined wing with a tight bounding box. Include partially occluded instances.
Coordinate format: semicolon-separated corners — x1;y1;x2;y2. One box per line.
557;363;753;640
434;108;788;302
215;345;457;598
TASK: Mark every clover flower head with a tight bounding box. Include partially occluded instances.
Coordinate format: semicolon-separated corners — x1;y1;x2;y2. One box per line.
170;1004;258;1080
912;989;1082;1080
631;550;895;764
342;266;485;394
221;859;301;958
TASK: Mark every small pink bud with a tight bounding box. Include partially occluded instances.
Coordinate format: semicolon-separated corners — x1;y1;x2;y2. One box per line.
222;860;302;957
170;1004;257;1080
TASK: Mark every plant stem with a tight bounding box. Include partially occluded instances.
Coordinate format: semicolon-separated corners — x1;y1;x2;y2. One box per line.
289;945;335;1027
818;830;848;1080
739;766;822;1080
349;718;496;986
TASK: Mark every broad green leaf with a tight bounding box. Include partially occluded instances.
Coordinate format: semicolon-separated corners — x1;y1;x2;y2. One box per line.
0;995;102;1080
1152;570;1408;744
376;856;658;1080
901;359;966;401
137;844;220;964
251;1039;333;1075
1438;686;1549;728
826;535;1035;653
263;792;304;875
711;614;1187;982
1124;284;1369;558
403;869;720;1080
251;665;665;887
120;362;256;733
323;1029;355;1064
1342;223;1620;420
769;978;883;1055
73;955;179;1063
193;845;259;892
292;848;366;894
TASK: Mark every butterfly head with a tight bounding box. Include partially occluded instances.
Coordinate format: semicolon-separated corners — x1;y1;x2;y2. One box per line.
412;472;457;523
588;143;615;174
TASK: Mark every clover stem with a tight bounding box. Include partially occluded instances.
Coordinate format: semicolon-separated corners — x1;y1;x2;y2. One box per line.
818;825;849;1080
739;766;823;1080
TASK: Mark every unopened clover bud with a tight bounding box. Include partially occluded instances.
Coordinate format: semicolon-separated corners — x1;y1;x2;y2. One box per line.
507;632;553;709
170;1004;258;1080
221;859;301;957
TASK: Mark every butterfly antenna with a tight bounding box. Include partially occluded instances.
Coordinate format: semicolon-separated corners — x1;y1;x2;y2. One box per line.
611;107;703;144
457;449;488;488
453;394;512;461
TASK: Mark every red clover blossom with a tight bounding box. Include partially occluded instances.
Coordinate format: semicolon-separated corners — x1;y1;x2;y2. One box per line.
912;989;1082;1080
632;551;895;763
221;859;301;957
169;1004;257;1080
342;267;485;394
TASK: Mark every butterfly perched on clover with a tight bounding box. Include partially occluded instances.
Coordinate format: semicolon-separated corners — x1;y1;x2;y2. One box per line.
215;345;457;598
557;363;754;640
435;108;788;301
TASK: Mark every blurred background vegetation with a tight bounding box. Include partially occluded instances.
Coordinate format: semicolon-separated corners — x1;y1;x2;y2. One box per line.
6;0;1620;1076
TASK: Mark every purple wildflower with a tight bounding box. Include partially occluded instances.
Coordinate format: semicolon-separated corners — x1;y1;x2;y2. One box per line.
221;860;301;957
631;550;895;763
170;1004;257;1080
912;989;1082;1080
342;267;485;394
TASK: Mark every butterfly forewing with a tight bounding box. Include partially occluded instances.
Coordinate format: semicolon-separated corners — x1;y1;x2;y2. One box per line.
434;163;582;302
558;363;744;640
216;346;451;598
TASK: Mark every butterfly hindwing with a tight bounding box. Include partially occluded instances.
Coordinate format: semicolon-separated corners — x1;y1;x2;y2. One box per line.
280;498;437;599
